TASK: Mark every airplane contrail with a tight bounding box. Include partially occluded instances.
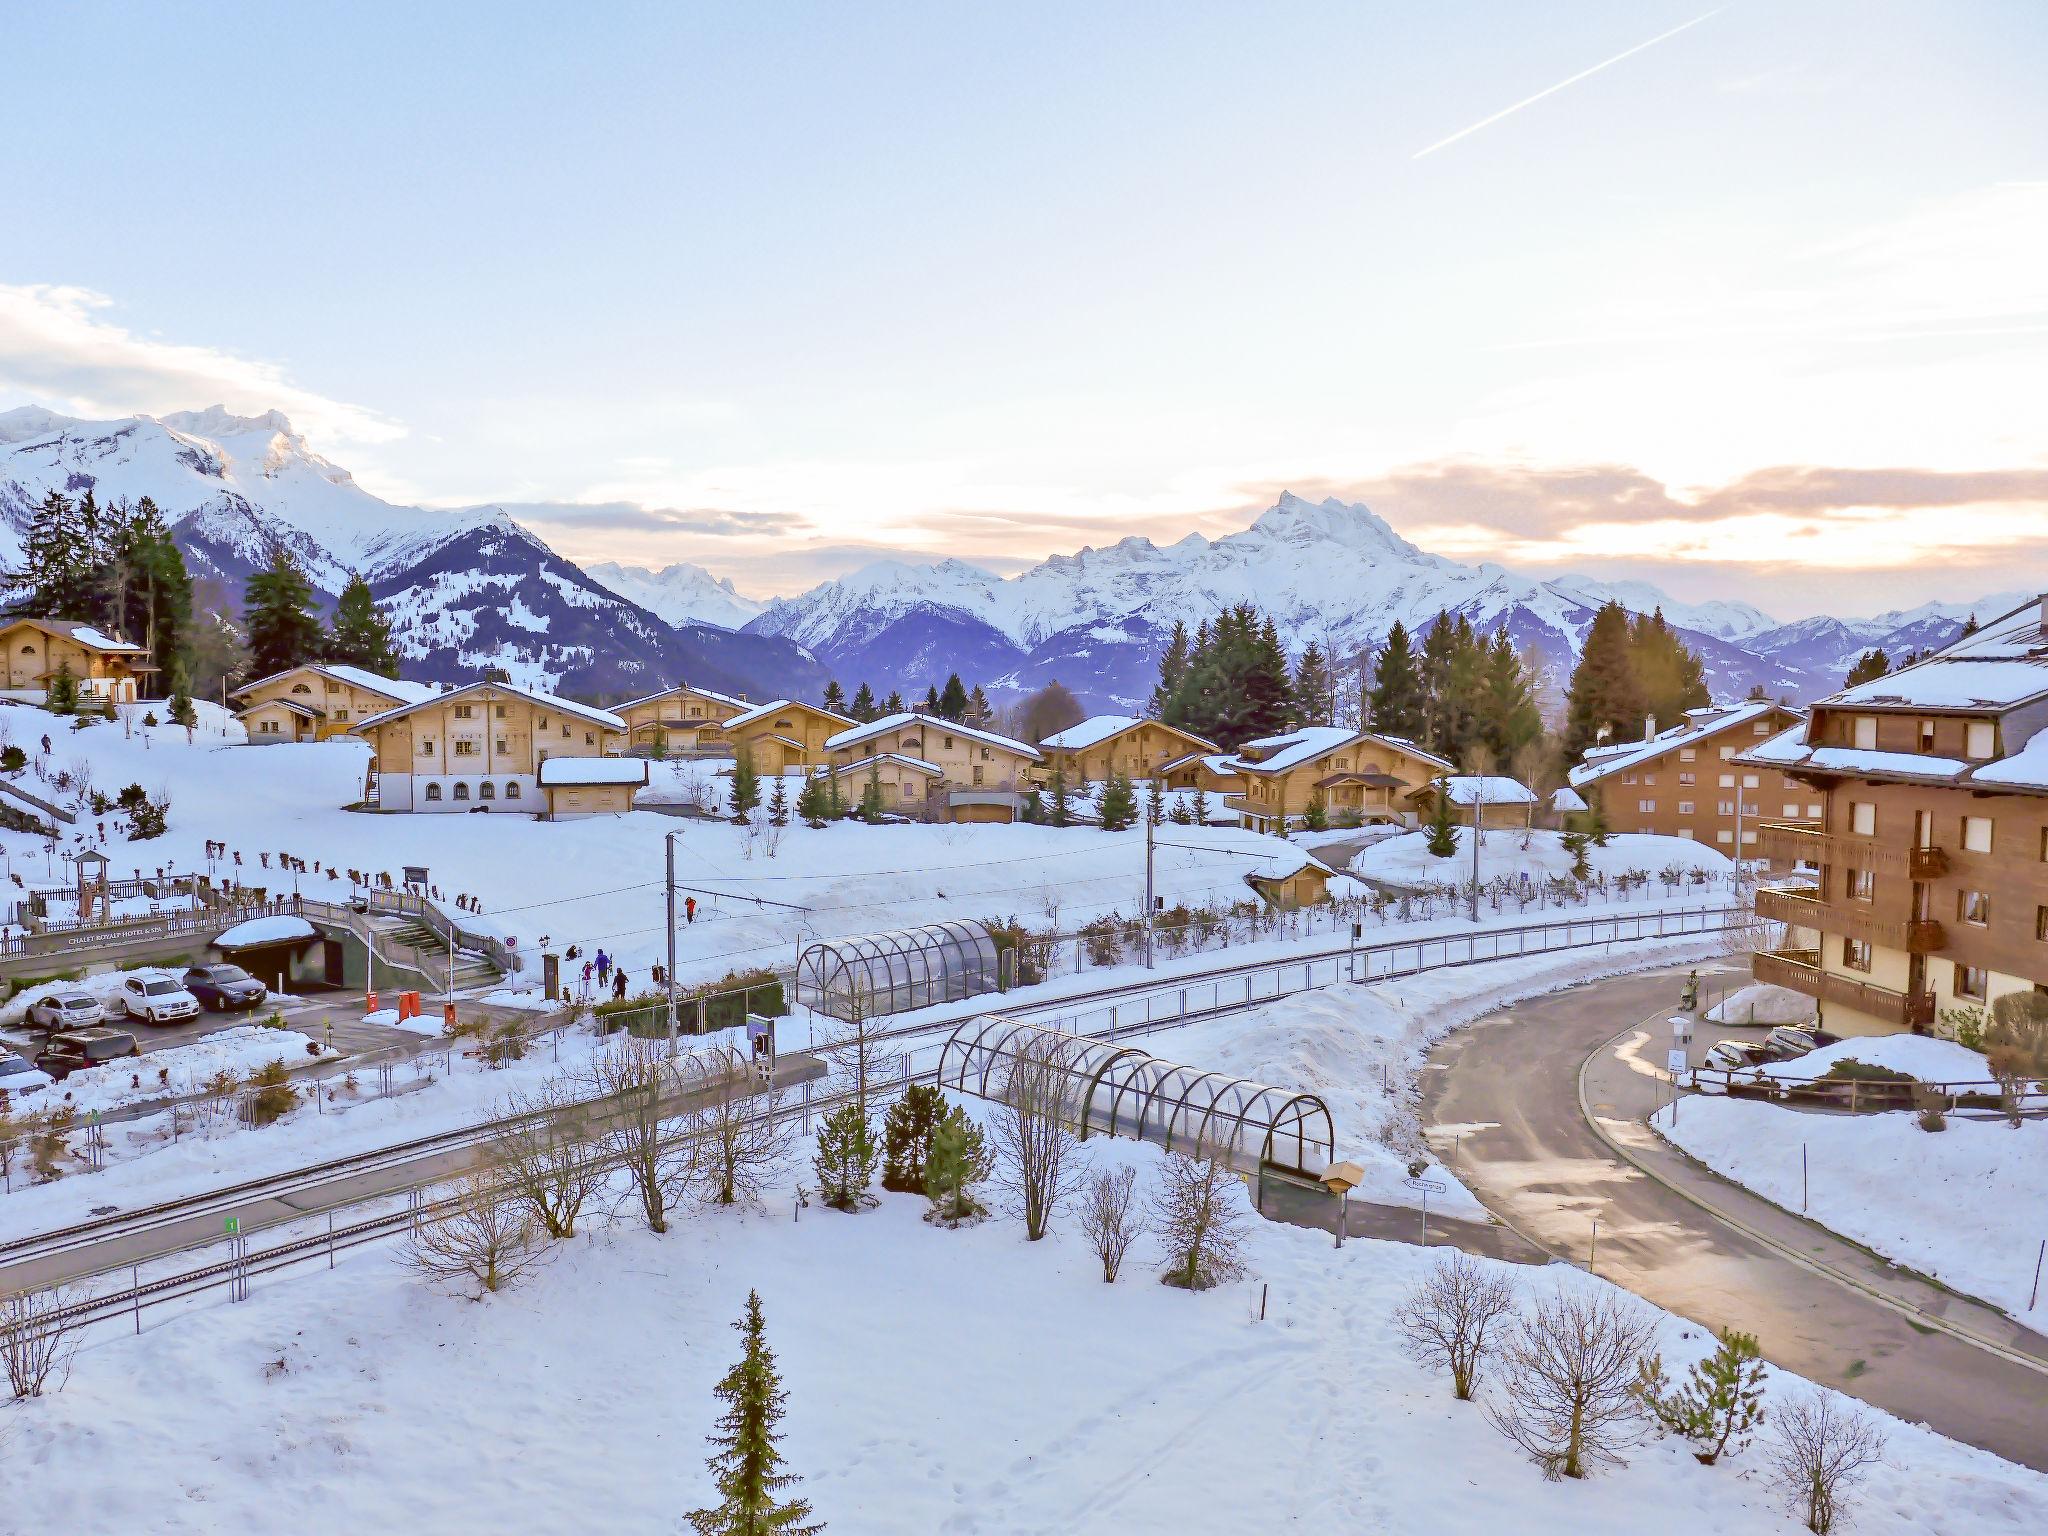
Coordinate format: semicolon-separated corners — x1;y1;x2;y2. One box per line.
1412;8;1725;160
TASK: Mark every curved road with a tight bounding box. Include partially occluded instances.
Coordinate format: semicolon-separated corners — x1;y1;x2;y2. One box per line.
1422;962;2048;1473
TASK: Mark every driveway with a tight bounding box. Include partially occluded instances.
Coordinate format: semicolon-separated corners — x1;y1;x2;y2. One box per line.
1421;960;2048;1473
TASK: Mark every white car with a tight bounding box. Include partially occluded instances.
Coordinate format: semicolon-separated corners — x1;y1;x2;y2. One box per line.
0;1050;53;1098
25;989;105;1032
110;973;202;1025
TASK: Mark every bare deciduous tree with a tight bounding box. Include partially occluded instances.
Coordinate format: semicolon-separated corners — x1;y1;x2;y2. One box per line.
990;1031;1086;1241
1487;1285;1660;1478
402;1171;548;1298
1150;1153;1249;1291
1393;1251;1518;1401
1;1284;85;1398
586;1039;701;1234
1077;1164;1146;1282
1767;1389;1887;1534
822;990;903;1117
491;1080;605;1239
1985;991;2048;1127
694;1052;795;1208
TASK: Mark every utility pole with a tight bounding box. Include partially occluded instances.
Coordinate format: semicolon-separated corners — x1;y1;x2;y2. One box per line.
1468;777;1483;923
665;829;681;1055
1143;811;1156;968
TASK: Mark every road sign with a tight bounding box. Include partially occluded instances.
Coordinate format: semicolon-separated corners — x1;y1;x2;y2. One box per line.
1666;1048;1689;1075
224;1216;240;1236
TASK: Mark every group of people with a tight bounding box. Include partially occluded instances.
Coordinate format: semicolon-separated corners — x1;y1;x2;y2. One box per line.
577;946;633;1001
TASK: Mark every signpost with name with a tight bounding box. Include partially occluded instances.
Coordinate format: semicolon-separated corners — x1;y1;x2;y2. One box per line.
745;1012;777;1082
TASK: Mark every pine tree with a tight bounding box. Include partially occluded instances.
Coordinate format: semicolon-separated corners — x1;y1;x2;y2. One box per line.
166;654;197;728
796;771;831;828
1292;641;1335;727
858;764;885;823
109;497;194;686
1367;619;1426;740
243;546;325;679
1628;608;1709;730
967;684;991;727
1047;763;1072;827
1637;1328;1768;1466
849;683;876;722
923;685;941;715
826;769;845;820
880;1082;945;1193
46;659;79;715
937;673;969;722
1098;769;1137;831
8;490;96;618
1190;784;1210;824
1563;602;1644;755
821;680;846;714
1302;790;1329;832
1150;620;1192;718
1423;780;1459;858
686;1291;823;1536
883;690;904;714
730;746;762;823
813;1103;876;1211
1844;648;1889;688
1481;629;1542;760
767;776;789;827
326;572;402;677
924;1105;991;1224
1145;775;1165;827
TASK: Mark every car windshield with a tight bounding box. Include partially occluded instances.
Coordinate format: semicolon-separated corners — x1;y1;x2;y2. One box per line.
143;981;180;996
208;967;251;984
84;1039;130;1060
64;997;96;1009
0;1057;32;1074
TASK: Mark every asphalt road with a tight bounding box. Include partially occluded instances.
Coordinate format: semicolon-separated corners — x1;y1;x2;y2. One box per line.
1422;961;2048;1473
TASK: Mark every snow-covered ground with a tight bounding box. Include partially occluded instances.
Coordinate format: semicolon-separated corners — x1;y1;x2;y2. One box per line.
1704;982;1816;1026
1349;828;1734;889
1753;1034;1994;1085
4;1114;2042;1534
25;1023;337;1118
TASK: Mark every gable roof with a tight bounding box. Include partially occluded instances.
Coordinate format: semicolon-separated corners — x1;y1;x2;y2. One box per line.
352;679;626;733
0;617;149;655
825;752;944;780
1228;727;1452;778
538;758;648;787
1568;700;1796;789
722;697;854;732
1038;715;1220;755
617;681;750;713
1419;774;1538;807
232;662;437;708
824;711;1040;760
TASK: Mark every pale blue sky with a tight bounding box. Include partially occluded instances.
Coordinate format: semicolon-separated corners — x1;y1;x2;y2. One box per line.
2;1;2043;612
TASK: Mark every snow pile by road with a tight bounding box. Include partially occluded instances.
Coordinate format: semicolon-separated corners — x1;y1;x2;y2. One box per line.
1761;1035;1992;1084
1658;1098;2048;1320
36;1024;336;1116
1704;983;1814;1026
6;1121;2043;1533
1350;829;1733;889
213;914;317;947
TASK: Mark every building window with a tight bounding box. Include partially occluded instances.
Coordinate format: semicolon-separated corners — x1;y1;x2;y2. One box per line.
1679;748;1695;763
334;709;349;722
1719;746;1734;760
1717;800;1734;816
1961;815;1993;854
479;781;496;800
584;732;595;746
1954;964;1987;1001
1678;772;1695;787
1716;830;1733;844
1965;720;1995;759
418;739;435;756
972;764;984;786
495;738;509;754
506;781;522;799
2037;905;2048;943
1842;938;1872;972
452;782;471;801
291;682;311;695
1752;721;1770;735
562;726;571;738
1677;801;1694;815
1719;774;1734;788
1852;716;1877;750
425;783;443;802
1849;801;1876;836
325;680;340;694
1918;719;1936;752
1741;773;1758;789
454;740;478;757
455;704;474;719
1637;799;1656;814
1622;772;1637;785
1845;868;1874;902
1808;803;1823;818
1957;889;1989;926
495;704;507;719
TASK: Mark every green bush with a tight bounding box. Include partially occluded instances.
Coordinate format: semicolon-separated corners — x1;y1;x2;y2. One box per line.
596;968;786;1035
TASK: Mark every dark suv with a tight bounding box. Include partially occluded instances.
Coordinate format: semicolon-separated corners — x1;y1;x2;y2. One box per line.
184;963;269;1012
35;1027;141;1081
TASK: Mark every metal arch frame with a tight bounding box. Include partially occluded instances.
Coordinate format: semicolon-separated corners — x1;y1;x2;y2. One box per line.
795;920;1000;1022
935;1014;1336;1174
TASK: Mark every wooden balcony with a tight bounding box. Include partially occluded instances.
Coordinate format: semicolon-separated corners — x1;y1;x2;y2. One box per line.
1752;949;1936;1029
1753;887;1947;953
1754;821;1947;879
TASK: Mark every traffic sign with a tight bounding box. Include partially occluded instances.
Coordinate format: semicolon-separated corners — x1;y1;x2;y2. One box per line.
1666;1048;1689;1075
224;1216;240;1236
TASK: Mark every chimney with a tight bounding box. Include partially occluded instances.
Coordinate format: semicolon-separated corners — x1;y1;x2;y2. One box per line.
1643;714;1656;743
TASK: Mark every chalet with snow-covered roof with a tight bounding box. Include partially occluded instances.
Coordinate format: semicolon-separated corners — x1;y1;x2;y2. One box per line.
1223;726;1451;835
1405;775;1538;830
0;617;153;706
1038;716;1220;786
1158;750;1244;798
721;699;853;771
349;680;628;813
1736;594;2048;1038
1566;700;1810;860
232;663;438;744
823;712;1041;822
616;683;750;755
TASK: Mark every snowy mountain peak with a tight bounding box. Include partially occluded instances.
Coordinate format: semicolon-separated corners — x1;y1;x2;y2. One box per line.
156;405;296;439
580;559;767;631
1248;491;1418;557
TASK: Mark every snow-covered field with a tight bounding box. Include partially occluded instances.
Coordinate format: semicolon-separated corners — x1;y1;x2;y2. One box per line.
4;1117;2042;1534
1704;982;1816;1027
22;1023;336;1118
1350;827;1734;889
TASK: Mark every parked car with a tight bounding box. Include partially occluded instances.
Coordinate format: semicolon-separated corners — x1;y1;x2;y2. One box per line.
0;1049;54;1098
108;973;202;1026
1703;1038;1770;1073
34;1027;140;1081
24;989;105;1033
183;964;268;1012
1762;1026;1842;1062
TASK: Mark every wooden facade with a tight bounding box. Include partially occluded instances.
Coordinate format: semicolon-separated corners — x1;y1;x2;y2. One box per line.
0;618;153;705
1039;718;1220;785
615;684;748;754
722;699;854;771
1570;703;1811;862
233;665;430;744
350;682;627;812
1227;728;1451;835
824;713;1040;821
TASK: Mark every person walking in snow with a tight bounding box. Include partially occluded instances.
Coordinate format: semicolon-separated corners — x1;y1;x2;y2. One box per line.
612;968;628;1001
596;949;611;986
685;896;697;924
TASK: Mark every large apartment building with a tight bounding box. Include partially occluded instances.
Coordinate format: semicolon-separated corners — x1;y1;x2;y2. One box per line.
1568;701;1812;861
233;663;437;743
1738;596;2048;1037
350;680;632;815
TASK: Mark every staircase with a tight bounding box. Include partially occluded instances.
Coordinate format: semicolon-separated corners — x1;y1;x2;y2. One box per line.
379;917;500;992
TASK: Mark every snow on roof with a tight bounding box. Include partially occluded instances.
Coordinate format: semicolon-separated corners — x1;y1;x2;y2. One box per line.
618;681;749;712
1231;726;1448;777
353;680;626;733
1157;750;1240;776
723;698;852;731
825;752;943;779
2;617;148;653
537;757;649;786
318;664;438;704
1550;786;1589;813
1040;715;1143;750
213;914;317;948
1834;658;2048;711
1568;699;1788;788
1970;728;2048;790
824;712;1040;759
1427;775;1537;806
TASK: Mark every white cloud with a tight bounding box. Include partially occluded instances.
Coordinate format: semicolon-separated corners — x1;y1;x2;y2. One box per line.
0;284;405;448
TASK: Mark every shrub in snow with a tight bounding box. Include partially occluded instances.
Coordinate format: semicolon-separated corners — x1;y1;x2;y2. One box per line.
813;1102;878;1212
1;1284;85;1398
402;1169;547;1299
923;1105;990;1227
1635;1327;1768;1465
586;1041;699;1233
693;1065;795;1209
1077;1164;1145;1283
1766;1388;1886;1534
1486;1286;1659;1480
1985;991;2048;1127
490;1081;604;1239
1150;1153;1248;1292
0;745;22;773
1393;1251;1516;1402
880;1082;945;1193
245;1058;298;1127
991;1033;1086;1241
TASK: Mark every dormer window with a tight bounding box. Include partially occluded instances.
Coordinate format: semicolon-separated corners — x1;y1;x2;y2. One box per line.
1965;720;1996;759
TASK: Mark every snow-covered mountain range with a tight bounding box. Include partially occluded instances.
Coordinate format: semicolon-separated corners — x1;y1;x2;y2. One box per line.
0;406;826;702
0;405;2009;712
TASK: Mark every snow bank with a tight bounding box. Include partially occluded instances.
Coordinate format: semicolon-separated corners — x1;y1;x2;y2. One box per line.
1350;829;1733;888
1704;983;1816;1026
1660;1098;2048;1319
1762;1035;1991;1084
213;914;317;947
38;1024;336;1115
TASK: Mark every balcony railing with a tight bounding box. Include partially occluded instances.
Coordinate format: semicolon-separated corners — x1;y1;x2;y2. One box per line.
1752;948;1936;1029
1753;887;1947;953
1753;821;1948;879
